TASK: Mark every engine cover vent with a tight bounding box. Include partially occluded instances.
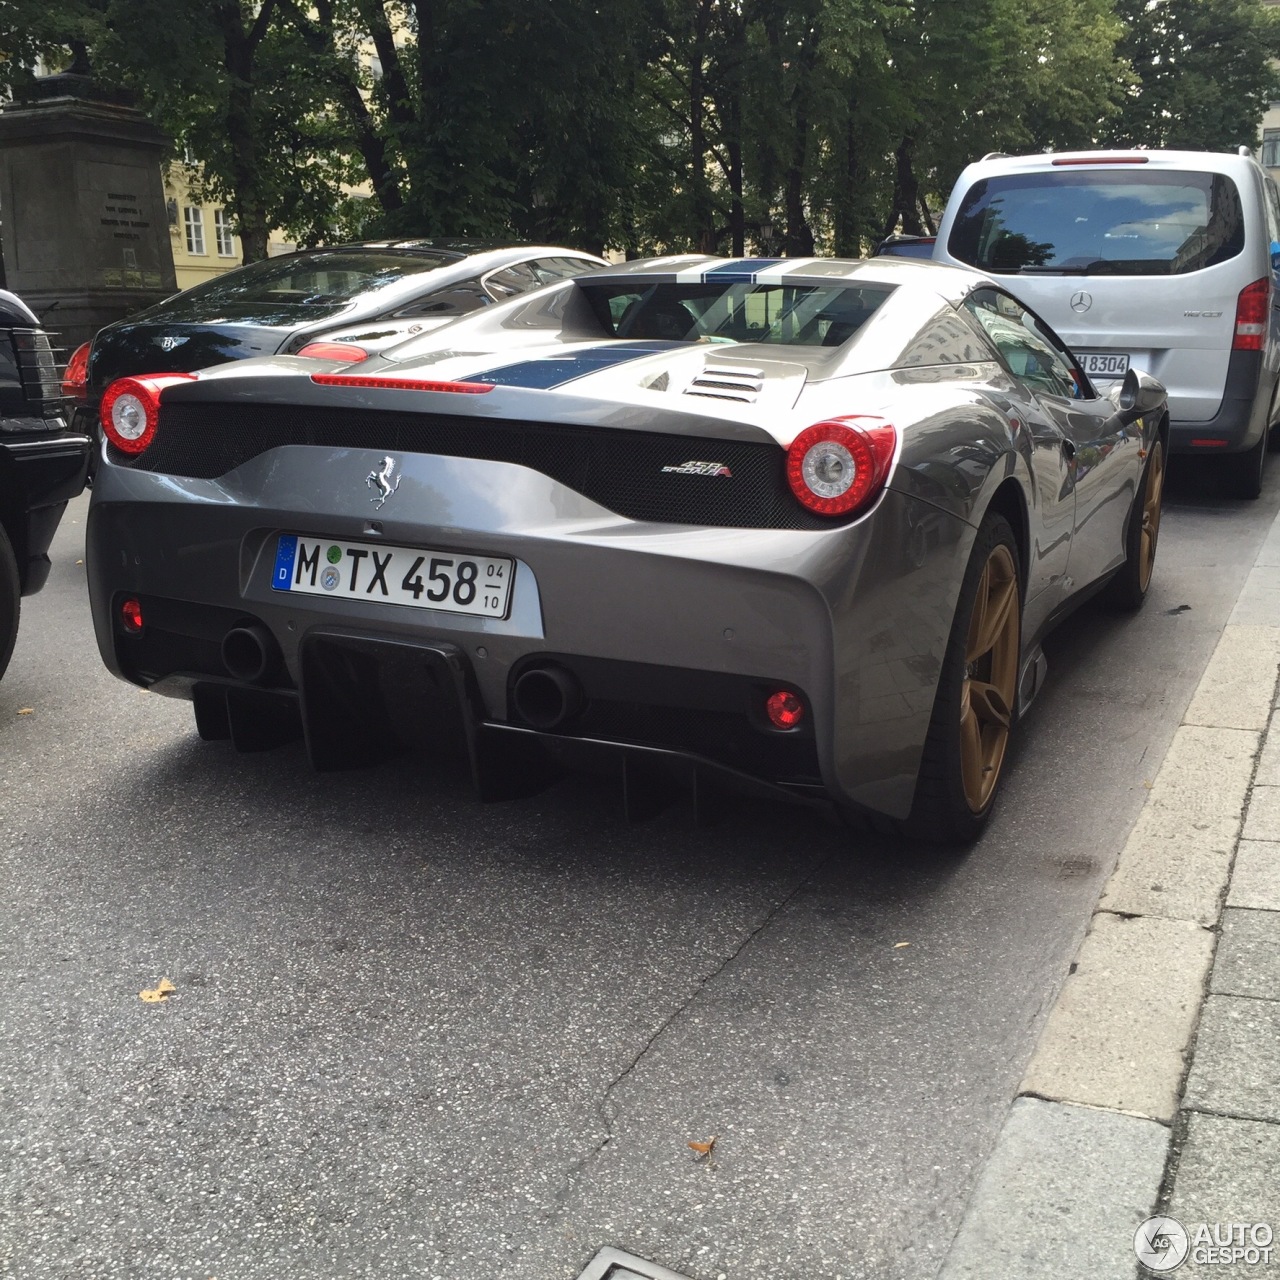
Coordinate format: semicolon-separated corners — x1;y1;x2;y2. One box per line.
683;364;765;403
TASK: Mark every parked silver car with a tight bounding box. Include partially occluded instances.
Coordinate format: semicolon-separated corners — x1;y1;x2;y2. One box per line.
934;148;1280;497
86;256;1166;843
62;239;607;444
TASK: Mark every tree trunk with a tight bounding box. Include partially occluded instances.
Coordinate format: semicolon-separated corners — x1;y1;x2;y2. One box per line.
357;0;416;132
884;134;925;238
214;0;277;263
278;0;405;213
689;0;717;254
783;27;818;257
832;114;861;257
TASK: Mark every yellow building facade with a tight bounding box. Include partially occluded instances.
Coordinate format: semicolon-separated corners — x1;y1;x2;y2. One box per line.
164;162;296;289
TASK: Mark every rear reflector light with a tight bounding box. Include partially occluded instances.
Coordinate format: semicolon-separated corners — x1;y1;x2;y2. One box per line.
766;690;805;729
309;374;494;393
100;373;198;455
785;417;897;516
120;597;144;633
1189;438;1229;447
1051;156;1150;165
294;341;370;363
1234;278;1269;351
61;341;91;399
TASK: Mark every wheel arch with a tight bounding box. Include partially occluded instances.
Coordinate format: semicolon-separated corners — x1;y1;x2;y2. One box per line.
980;475;1031;595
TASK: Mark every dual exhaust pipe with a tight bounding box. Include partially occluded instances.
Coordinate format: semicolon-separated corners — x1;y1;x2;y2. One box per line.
223;626;585;732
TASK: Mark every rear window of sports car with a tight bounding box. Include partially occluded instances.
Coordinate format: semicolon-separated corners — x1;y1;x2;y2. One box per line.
579;281;896;347
948;169;1245;275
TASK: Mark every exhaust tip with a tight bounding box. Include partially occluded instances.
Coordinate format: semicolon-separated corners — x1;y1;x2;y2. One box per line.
512;665;584;731
222;624;276;684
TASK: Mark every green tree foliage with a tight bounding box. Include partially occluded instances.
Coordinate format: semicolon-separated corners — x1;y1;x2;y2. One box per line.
0;0;1276;262
1105;0;1280;150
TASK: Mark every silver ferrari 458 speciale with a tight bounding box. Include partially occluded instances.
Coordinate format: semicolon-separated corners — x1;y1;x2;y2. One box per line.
86;256;1166;842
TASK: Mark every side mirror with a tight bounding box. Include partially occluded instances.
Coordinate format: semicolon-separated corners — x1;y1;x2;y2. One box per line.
1117;367;1165;426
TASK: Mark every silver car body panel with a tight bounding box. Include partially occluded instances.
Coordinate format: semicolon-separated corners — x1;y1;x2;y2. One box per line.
87;256;1163;821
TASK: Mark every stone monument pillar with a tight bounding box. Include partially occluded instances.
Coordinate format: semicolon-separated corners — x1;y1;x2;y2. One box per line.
0;75;178;351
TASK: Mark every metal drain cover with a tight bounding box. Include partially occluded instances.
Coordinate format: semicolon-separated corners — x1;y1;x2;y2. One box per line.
575;1245;696;1280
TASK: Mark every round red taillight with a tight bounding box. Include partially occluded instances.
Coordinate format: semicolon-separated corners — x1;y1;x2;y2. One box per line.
294;341;370;363
121;597;144;633
786;417;897;516
61;341;91;399
766;689;805;729
100;374;197;455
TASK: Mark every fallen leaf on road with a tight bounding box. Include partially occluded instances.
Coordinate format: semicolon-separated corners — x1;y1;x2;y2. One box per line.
16;708;33;716
139;978;176;1003
688;1135;718;1160
75;559;83;566
893;941;911;949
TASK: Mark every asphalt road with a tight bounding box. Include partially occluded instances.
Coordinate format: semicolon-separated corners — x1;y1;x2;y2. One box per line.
2;459;1278;1280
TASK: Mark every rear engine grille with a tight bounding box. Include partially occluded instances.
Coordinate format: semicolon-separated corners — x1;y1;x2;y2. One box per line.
683;364;765;403
120;401;841;530
10;329;64;404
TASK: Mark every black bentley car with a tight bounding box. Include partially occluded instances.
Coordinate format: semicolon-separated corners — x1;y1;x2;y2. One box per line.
0;289;90;680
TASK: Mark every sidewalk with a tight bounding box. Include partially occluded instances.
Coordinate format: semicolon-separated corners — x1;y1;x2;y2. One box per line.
937;513;1280;1279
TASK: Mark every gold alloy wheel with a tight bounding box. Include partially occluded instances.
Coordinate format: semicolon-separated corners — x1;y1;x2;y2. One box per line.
1138;440;1164;594
960;543;1020;813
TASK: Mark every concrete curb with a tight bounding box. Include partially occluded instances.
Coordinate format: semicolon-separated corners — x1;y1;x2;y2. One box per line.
937;550;1280;1278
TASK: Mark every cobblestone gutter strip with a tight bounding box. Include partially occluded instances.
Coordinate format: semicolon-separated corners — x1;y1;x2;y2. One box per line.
937;545;1280;1280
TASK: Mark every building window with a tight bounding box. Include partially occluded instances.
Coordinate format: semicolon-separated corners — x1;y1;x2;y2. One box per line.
184;205;206;255
1263;132;1280;169
214;209;235;257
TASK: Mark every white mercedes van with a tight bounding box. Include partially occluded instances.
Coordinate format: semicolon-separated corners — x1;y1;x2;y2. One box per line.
934;149;1280;497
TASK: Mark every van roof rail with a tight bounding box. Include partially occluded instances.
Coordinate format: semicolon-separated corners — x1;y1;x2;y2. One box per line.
1239;145;1254;157
980;152;1008;162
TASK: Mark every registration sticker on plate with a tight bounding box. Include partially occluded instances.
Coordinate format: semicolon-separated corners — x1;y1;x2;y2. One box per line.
272;535;514;619
1078;352;1130;379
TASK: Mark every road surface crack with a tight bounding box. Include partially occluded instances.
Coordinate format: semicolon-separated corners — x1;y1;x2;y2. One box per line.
550;853;831;1209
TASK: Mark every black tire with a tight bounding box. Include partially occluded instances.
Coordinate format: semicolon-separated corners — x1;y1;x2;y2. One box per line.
0;523;19;683
1105;437;1164;612
1226;426;1266;500
902;511;1022;845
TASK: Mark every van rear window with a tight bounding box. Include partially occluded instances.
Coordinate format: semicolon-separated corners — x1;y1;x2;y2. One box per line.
948;169;1245;275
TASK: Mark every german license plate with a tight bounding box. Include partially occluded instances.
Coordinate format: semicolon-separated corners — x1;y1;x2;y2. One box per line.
271;535;514;619
1079;352;1130;379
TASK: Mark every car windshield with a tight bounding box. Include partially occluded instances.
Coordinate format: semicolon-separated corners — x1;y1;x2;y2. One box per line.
151;249;464;323
947;169;1245;275
579;280;895;347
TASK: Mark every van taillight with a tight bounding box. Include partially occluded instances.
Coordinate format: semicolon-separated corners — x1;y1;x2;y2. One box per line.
1233;278;1269;351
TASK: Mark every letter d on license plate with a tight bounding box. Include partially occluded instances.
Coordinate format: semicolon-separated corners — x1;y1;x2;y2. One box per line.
272;534;514;619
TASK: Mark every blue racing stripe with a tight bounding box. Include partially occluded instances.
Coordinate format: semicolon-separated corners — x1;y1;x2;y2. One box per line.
700;257;784;283
466;341;678;390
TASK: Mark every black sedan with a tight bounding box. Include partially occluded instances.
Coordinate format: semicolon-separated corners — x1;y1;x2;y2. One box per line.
61;239;606;437
0;290;90;680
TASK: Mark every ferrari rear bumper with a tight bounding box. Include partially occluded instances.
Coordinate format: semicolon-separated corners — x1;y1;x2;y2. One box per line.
87;446;974;820
170;636;827;822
